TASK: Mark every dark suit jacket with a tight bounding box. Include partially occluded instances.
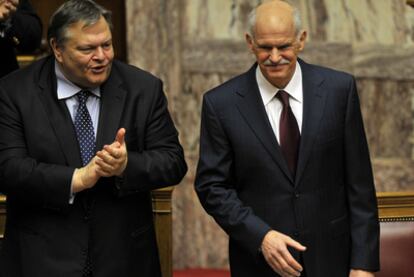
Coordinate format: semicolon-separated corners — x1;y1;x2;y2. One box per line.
195;59;379;277
0;0;42;78
0;56;187;277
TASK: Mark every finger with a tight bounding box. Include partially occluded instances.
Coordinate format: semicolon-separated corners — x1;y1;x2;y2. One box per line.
95;161;114;177
265;254;284;276
281;249;302;272
95;166;112;177
115;128;126;145
277;251;302;276
265;247;301;277
95;155;114;169
286;237;307;252
102;145;123;159
96;150;116;164
278;247;303;274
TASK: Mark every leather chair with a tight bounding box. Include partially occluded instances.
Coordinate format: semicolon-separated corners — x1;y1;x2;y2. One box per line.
377;192;414;277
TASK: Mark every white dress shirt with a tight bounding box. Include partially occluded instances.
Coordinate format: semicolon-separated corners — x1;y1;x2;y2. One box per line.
256;62;303;143
55;62;101;135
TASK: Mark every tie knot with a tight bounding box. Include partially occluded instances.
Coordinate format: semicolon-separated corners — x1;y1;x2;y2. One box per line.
276;90;290;107
77;90;90;105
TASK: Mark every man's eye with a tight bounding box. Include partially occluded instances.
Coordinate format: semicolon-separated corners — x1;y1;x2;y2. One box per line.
279;44;291;50
259;46;272;50
79;48;93;53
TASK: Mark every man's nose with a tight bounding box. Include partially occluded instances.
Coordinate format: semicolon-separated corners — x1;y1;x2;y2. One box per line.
269;47;281;62
93;47;105;60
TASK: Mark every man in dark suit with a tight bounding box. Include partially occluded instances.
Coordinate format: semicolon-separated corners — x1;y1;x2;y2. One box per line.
195;1;379;277
0;0;187;276
0;0;42;78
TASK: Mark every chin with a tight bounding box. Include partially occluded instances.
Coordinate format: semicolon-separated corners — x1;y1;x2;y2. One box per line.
88;75;109;87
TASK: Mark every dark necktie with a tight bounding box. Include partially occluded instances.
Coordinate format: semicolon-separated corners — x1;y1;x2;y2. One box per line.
276;90;300;176
74;90;96;166
73;90;94;277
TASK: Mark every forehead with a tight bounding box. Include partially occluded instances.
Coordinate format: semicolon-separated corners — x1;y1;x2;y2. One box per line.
64;16;112;43
255;16;295;37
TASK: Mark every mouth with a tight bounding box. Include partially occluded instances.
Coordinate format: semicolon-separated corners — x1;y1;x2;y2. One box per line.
90;64;109;74
264;63;288;71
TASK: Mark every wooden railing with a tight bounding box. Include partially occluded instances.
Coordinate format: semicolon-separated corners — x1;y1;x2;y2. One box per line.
0;195;5;240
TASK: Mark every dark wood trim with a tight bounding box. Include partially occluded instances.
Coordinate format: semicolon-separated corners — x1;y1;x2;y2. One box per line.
408;0;414;8
152;187;174;277
0;195;5;239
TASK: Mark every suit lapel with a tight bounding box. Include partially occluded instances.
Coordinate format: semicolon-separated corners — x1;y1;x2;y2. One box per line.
295;59;327;187
235;65;293;183
96;64;127;150
37;57;82;167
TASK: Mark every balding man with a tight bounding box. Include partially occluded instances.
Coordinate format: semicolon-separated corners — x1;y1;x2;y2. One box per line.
195;1;379;277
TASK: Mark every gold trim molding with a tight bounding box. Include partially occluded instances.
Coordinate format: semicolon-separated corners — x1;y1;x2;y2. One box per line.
377;191;414;221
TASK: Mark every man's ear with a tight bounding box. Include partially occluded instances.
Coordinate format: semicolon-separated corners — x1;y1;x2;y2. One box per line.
50;38;64;63
245;33;254;53
297;30;307;52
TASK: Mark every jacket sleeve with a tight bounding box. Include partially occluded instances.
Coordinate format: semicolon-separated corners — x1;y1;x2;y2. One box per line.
344;77;380;271
0;84;73;211
114;79;187;196
195;95;272;258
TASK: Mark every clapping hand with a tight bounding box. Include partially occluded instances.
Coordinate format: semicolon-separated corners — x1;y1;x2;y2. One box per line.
0;0;19;22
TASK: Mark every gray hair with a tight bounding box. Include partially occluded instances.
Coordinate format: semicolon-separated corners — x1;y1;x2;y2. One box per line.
47;0;112;47
247;1;302;38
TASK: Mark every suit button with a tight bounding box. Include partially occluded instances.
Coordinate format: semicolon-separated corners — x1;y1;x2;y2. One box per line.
294;191;300;198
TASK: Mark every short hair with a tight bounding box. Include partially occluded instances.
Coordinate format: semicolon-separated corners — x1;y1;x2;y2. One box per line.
247;1;302;38
47;0;112;47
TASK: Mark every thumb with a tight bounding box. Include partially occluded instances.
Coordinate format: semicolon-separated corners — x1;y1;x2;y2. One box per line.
115;128;126;145
287;237;307;252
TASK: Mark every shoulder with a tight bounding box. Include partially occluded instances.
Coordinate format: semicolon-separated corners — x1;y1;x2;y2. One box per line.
110;60;161;86
300;58;355;85
0;56;51;89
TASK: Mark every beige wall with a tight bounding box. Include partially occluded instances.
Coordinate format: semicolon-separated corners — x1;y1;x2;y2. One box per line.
126;0;414;269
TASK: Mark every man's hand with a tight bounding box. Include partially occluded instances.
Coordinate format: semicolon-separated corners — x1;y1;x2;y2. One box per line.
261;230;306;277
349;269;375;277
0;0;19;22
72;156;101;193
95;128;128;177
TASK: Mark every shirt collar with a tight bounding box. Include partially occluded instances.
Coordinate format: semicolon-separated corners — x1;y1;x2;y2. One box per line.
256;61;303;105
55;61;101;100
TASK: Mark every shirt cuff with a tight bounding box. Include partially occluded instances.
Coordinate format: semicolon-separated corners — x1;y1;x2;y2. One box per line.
69;170;76;204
